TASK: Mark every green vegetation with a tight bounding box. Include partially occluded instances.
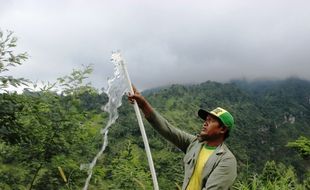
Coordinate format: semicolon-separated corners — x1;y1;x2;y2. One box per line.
287;136;310;160
0;30;28;91
0;31;309;189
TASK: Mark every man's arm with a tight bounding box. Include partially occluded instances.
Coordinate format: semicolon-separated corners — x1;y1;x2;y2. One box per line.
147;110;195;153
128;86;195;152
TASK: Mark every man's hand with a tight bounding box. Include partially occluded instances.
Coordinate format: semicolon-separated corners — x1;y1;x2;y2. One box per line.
127;85;145;107
127;85;153;118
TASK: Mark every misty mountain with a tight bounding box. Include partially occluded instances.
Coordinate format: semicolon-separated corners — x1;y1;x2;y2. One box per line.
1;78;309;189
131;78;310;176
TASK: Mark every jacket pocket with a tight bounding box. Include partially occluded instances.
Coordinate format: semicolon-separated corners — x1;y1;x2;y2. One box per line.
183;151;196;172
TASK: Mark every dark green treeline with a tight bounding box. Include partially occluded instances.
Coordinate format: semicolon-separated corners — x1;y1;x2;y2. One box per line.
1;78;310;189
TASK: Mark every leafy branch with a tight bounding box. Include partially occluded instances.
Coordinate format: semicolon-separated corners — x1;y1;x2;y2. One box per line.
0;29;29;91
287;136;310;160
57;64;94;95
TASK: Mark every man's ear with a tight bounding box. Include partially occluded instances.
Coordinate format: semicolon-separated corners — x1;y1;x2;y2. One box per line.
220;126;228;134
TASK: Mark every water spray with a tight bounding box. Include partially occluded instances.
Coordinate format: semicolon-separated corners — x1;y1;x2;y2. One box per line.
81;51;159;190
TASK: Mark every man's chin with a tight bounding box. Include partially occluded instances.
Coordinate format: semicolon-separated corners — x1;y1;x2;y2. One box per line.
197;133;208;142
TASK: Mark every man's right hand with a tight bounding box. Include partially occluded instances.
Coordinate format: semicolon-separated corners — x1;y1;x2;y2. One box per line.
127;85;153;118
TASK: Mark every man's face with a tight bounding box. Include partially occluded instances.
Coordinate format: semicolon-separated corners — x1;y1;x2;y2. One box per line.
198;115;223;142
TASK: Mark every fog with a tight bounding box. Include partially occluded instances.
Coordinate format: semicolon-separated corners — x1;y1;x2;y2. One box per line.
1;0;310;90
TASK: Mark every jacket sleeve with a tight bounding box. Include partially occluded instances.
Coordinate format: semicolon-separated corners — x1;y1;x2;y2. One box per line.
146;110;196;153
203;156;237;190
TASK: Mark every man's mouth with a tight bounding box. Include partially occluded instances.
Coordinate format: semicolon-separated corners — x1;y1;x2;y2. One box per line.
201;127;207;132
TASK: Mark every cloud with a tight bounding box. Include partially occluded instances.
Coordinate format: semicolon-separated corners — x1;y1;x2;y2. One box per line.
1;0;310;90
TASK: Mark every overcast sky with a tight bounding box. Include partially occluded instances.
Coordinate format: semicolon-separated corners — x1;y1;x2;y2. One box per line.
1;0;310;90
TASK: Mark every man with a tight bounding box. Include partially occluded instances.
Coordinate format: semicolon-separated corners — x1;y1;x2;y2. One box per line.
128;86;237;190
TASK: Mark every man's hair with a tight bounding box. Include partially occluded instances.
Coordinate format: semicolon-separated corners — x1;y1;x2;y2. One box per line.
223;128;230;140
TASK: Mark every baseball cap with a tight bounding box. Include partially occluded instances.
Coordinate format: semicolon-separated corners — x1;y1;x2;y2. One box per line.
198;107;234;130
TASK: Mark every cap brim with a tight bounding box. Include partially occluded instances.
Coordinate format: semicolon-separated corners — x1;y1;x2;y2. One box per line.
198;109;221;121
198;109;210;120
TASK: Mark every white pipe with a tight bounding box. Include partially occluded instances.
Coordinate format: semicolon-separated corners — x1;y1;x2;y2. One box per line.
121;60;159;190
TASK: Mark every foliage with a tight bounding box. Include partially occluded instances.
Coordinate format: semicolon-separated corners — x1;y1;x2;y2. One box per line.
2;73;310;189
57;64;94;95
287;136;310;160
0;30;28;91
105;140;153;189
234;161;305;190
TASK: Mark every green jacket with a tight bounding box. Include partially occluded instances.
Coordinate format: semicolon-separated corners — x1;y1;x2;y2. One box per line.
146;110;237;190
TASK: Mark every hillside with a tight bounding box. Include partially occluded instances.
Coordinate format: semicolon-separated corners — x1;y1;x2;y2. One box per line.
140;78;310;174
1;78;309;189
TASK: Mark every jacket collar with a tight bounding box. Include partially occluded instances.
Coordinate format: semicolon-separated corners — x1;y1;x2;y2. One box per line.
215;143;227;155
195;139;227;155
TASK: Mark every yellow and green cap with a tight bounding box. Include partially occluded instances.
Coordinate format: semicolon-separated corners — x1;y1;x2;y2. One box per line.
198;107;235;130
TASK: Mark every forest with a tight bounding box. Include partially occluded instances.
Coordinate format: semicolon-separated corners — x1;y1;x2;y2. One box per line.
1;30;309;189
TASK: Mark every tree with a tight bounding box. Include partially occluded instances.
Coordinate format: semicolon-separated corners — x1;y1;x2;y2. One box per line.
0;30;28;92
287;136;310;160
105;140;153;189
0;63;105;189
234;161;305;190
56;64;94;96
260;160;280;182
